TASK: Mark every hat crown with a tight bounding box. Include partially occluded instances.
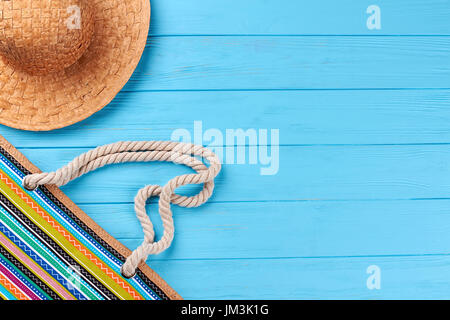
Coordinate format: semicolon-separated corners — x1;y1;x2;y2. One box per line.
0;0;94;75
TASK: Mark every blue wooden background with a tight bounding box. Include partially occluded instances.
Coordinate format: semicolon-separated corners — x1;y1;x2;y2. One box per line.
1;0;450;299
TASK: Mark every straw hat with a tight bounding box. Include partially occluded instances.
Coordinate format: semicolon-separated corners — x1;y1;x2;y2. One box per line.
0;0;150;131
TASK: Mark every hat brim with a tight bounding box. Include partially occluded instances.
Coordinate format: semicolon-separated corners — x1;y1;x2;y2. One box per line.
0;0;151;131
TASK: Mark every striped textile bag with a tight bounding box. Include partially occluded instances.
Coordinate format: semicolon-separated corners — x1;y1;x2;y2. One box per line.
0;136;181;300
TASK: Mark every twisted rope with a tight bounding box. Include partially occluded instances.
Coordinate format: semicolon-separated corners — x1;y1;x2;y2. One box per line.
23;141;222;278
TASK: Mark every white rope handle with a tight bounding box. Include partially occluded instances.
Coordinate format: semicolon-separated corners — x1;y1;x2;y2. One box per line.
22;141;222;278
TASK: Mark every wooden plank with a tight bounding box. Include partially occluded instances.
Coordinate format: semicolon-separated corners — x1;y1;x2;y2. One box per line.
149;0;450;35
3;89;450;148
151;255;450;299
15;144;450;203
80;199;450;260
0;0;447;301
120;36;450;91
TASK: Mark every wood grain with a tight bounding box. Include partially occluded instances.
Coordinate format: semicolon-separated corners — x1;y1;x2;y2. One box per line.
149;0;450;35
14;145;450;203
120;36;450;91
2;89;450;147
80;199;450;260
151;255;450;299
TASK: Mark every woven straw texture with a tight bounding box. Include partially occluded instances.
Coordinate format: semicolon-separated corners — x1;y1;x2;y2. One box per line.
0;0;151;131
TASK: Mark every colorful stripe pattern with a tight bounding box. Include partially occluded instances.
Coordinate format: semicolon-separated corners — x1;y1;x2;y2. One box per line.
0;146;171;300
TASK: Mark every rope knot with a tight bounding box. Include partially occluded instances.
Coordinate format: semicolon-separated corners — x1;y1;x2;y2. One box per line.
22;141;221;279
